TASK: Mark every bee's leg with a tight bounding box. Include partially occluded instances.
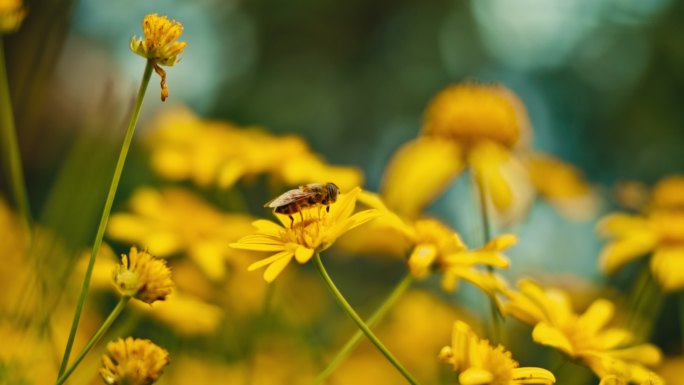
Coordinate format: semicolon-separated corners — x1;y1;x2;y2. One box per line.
289;215;294;228
326;205;330;213
299;211;304;223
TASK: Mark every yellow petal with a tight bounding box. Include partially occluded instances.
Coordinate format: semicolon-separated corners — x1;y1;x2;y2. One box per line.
329;187;361;223
606;344;662;366
294;246;314;264
189;243;226;281
229;242;285;252
251;219;284;237
599;233;657;274
650;247;684;292
381;137;464;219
247;251;292;271
459;368;494;385
469;141;513;211
408;244;437;278
263;253;295;282
532;322;575;356
483;233;517;251
597;213;650;238
578;299;615;333
512;367;556;384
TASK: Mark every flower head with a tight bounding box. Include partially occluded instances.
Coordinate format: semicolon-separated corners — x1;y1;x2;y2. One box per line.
113;247;173;303
130;14;187;101
439;320;556;385
100;337;169;385
230;187;379;282
108;187;256;282
502;279;662;383
0;0;26;33
422;83;530;150
650;175;684;212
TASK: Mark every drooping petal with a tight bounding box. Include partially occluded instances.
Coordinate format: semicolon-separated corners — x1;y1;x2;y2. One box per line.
511;367;557;384
469;141;514;211
408;244;438;278
247;251;292;271
262;253;295;282
459;368;493;385
532;322;575;356
599;233;657;274
381;137;464;219
294;246;314;264
650;246;684;292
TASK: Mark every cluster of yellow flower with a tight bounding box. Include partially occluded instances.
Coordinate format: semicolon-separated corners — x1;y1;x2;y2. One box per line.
2;4;684;385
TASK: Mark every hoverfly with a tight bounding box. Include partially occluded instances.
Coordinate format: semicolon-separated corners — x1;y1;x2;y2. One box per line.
265;182;340;227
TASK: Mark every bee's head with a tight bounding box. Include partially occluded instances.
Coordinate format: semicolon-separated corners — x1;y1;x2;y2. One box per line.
326;182;340;202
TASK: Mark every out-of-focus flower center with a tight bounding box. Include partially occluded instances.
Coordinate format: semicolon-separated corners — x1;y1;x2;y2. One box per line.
421;83;529;150
650;176;684;212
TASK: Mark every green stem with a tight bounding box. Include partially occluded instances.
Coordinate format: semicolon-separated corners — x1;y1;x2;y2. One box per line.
57;60;153;378
312;274;413;385
0;38;32;241
473;175;502;343
312;254;421;385
56;296;130;385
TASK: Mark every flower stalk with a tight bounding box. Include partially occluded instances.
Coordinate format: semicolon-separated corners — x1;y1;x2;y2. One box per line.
56;296;131;385
312;274;413;385
313;253;421;385
473;174;503;343
0;37;32;241
57;60;153;378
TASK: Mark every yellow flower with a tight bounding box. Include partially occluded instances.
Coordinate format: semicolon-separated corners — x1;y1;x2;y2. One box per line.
502;279;662;383
597;210;684;291
381;82;529;218
132;291;223;336
100;337;169;385
130;14;187;101
0;0;25;33
230;187;379;282
422;83;530;149
146;107;362;190
650;175;684;212
108;187;256;281
113;246;173;303
439;320;556;385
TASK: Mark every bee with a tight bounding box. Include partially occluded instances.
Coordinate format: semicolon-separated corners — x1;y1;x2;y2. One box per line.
265;182;341;226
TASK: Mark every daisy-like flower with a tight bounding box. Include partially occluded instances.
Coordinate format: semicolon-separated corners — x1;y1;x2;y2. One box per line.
439;320;556;385
107;187;256;281
100;337;169;385
598;175;684;291
0;0;25;33
130;14;187;101
502;279;662;384
230;187;379;282
113;247;173;303
350;191;513;295
146;107;362;190
381;82;594;220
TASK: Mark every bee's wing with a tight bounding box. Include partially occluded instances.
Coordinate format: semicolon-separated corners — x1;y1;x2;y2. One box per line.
264;189;314;208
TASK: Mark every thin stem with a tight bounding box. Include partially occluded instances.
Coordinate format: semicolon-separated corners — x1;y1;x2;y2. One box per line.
56;296;130;385
313;254;421;385
473;175;502;343
0;38;32;241
312;274;413;385
57;60;153;378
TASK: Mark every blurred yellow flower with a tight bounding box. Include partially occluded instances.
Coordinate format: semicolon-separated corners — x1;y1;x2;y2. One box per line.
146;107;363;190
502;279;662;383
382;82;530;217
108;187;256;281
597;210;684;291
649;175;684;212
132;291;223;335
113;246;173;304
130;14;187;101
230;187;379;282
100;337;169;385
0;0;25;33
439;320;556;385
